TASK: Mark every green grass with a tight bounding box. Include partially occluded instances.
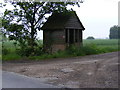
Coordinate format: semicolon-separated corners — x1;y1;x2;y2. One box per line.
83;39;119;52
1;39;120;61
29;39;119;60
1;41;21;61
1;40;43;61
3;54;21;61
83;39;118;45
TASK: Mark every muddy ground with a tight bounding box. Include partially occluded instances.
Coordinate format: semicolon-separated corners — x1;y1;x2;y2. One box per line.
2;52;119;88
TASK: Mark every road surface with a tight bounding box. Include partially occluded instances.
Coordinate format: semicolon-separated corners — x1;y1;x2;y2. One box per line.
3;51;119;88
2;71;59;88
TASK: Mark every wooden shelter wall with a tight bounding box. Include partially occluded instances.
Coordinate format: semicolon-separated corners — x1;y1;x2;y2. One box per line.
51;30;65;44
43;30;52;52
43;30;65;46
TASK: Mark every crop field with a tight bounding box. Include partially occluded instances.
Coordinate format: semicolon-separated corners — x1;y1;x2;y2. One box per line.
83;39;118;46
1;39;119;61
2;39;119;50
83;39;119;50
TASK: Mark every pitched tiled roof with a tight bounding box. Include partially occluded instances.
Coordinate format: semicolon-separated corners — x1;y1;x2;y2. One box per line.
41;11;85;30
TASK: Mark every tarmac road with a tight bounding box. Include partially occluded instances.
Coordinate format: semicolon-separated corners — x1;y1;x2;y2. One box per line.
2;71;59;88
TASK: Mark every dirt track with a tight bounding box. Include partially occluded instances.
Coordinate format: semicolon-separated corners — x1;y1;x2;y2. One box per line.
2;52;119;88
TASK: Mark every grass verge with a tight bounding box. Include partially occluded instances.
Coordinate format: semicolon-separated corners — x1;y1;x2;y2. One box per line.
1;39;120;61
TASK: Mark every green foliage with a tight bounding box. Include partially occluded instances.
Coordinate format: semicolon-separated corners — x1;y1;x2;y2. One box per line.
109;25;120;39
65;45;85;56
0;17;2;28
2;2;80;56
2;40;21;61
83;39;118;45
2;40;43;60
86;36;95;40
2;48;9;55
83;39;119;52
16;44;43;56
3;54;21;61
2;39;119;61
82;44;99;55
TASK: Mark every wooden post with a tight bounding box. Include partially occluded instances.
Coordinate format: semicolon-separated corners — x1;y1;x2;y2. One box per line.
78;29;79;42
78;29;80;42
74;29;75;43
64;29;66;47
81;30;82;42
68;29;69;43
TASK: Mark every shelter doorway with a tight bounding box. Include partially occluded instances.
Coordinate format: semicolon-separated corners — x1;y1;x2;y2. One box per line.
69;30;74;44
65;29;74;44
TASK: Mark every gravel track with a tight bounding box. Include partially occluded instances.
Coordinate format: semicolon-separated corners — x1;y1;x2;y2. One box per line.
2;51;119;88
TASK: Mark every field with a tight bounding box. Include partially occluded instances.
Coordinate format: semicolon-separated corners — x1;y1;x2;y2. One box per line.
1;39;119;61
83;39;119;50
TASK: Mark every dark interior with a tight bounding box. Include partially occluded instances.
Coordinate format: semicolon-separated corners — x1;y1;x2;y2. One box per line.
66;29;78;44
69;30;74;44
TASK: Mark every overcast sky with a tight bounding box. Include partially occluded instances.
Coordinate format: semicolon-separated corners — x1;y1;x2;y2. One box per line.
37;0;118;39
74;0;118;39
0;0;118;39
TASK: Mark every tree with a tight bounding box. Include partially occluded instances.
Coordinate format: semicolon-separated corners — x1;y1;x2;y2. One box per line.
2;2;81;56
86;36;95;40
0;17;2;28
109;25;120;39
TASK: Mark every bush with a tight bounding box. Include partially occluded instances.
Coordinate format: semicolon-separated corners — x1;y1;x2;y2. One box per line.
65;45;85;56
86;36;95;40
2;48;9;55
3;54;21;61
16;45;44;56
82;44;99;55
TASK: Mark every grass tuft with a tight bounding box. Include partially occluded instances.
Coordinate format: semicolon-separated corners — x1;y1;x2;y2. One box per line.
3;54;21;61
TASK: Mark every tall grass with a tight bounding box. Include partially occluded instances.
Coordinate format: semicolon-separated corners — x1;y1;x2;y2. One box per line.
29;40;119;61
2;40;43;61
83;39;118;46
83;39;119;51
1;39;120;61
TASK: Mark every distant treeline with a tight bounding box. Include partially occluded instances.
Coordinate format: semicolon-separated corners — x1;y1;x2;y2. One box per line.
109;25;120;39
